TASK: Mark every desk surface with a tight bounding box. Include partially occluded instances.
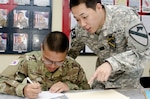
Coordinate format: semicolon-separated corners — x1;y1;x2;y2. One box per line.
0;88;146;99
117;89;146;99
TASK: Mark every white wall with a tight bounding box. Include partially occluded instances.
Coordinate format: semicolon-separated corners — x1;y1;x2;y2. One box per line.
52;0;62;31
76;56;97;80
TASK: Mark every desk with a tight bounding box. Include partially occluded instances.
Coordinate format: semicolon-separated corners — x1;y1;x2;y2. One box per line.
117;89;146;99
0;88;147;99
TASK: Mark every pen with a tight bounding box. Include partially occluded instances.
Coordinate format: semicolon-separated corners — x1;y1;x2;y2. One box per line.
27;77;33;84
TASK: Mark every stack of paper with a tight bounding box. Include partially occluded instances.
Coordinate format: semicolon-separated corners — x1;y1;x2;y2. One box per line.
65;90;130;99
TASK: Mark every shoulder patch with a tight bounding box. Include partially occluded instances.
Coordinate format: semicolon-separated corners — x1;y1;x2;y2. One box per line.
129;24;150;51
10;60;19;65
129;24;148;46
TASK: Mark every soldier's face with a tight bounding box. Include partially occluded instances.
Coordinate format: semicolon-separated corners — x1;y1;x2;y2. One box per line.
71;3;105;33
42;45;66;72
18;12;24;21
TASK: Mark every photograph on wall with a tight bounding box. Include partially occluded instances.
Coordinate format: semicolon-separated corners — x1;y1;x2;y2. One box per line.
13;10;29;29
114;0;127;6
142;0;150;12
129;0;140;12
0;0;9;4
33;11;49;29
34;0;50;6
13;0;30;5
13;33;28;52
0;9;7;28
32;34;46;50
0;33;7;52
101;0;114;5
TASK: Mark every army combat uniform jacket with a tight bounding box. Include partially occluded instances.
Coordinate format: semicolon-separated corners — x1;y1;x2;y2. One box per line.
0;51;90;97
68;5;150;89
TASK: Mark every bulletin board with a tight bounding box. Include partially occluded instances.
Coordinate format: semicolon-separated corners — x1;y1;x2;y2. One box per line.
0;0;52;54
64;0;150;55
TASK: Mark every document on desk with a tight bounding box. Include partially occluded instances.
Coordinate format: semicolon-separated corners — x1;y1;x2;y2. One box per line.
25;91;67;99
65;90;130;99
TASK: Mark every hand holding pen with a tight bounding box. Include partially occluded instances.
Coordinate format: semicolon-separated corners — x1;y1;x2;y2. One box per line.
24;77;41;99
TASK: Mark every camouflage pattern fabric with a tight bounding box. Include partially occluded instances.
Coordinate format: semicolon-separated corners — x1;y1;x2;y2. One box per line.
0;51;90;97
68;5;149;89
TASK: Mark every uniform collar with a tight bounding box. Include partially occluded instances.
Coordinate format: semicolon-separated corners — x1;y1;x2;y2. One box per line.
95;5;113;36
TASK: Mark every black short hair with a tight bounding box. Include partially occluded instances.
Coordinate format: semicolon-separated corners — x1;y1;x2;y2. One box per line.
70;0;100;10
43;31;69;53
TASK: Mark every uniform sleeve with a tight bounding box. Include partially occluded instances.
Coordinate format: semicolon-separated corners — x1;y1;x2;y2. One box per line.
106;50;144;72
62;59;90;90
65;67;90;90
106;8;147;75
68;25;85;59
0;54;28;97
75;67;91;89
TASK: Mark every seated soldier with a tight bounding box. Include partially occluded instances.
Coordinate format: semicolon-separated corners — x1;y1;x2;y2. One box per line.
0;31;90;99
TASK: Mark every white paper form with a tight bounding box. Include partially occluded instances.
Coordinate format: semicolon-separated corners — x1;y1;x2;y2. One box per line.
25;91;66;99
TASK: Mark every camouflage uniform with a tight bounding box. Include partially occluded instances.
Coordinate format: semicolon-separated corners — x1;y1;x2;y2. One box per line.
0;51;90;97
68;5;150;89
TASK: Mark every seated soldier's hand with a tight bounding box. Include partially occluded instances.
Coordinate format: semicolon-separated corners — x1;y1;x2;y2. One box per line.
24;82;41;99
49;81;69;93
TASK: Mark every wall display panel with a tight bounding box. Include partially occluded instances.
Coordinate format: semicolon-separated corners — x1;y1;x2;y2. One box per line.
128;0;140;12
13;33;28;53
0;0;9;4
32;34;46;51
34;0;50;7
13;10;29;29
0;0;52;54
0;33;7;52
70;13;77;31
13;0;30;5
114;0;127;6
142;0;150;12
101;0;114;5
33;11;49;29
0;9;8;28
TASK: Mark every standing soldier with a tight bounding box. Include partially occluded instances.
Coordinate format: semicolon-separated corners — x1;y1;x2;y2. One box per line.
68;0;150;89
